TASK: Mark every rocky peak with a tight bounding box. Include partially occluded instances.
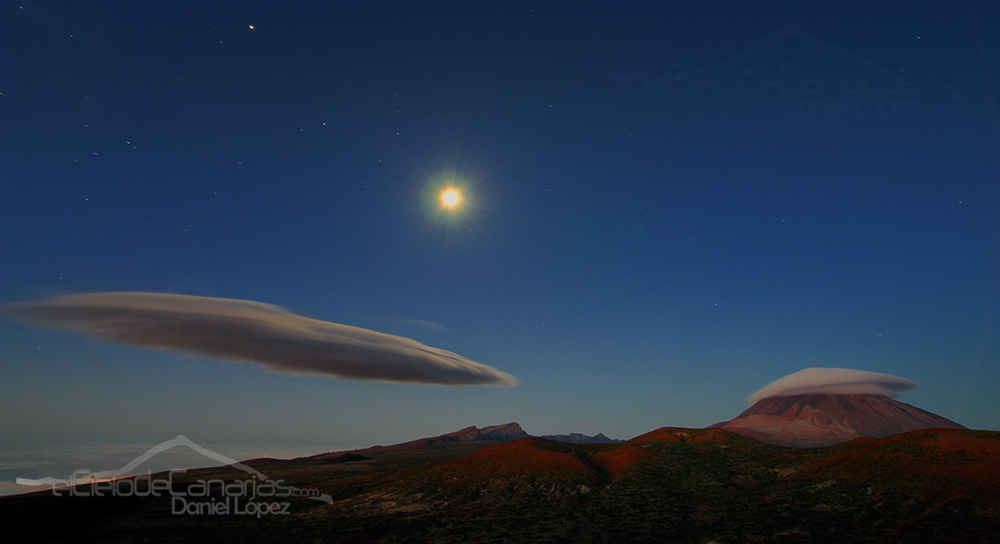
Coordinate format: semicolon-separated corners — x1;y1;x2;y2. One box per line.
478;422;530;442
436;423;529;443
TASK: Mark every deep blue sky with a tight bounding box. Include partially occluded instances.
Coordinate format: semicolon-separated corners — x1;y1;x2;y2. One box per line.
2;1;999;458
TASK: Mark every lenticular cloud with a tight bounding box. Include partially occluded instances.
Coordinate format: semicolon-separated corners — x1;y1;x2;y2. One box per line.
747;367;918;404
4;292;518;387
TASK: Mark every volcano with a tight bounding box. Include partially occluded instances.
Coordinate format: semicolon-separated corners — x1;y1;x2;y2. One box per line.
712;394;965;447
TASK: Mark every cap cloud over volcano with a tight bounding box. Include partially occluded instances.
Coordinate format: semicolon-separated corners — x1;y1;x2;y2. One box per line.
747;367;918;404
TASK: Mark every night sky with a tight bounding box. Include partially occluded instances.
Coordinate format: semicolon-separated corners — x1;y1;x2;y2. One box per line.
2;2;999;478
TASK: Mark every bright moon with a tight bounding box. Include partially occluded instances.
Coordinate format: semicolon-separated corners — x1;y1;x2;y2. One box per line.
441;189;460;208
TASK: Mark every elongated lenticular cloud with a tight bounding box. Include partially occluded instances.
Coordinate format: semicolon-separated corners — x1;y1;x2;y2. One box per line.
4;292;518;386
747;367;918;404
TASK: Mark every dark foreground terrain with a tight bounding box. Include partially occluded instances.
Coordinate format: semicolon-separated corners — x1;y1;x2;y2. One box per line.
2;427;999;543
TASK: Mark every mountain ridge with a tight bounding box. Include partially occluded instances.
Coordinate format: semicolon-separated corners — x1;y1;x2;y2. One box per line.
3;426;997;542
305;423;624;462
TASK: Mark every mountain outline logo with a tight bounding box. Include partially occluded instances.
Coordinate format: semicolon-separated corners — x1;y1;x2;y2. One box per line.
16;435;333;504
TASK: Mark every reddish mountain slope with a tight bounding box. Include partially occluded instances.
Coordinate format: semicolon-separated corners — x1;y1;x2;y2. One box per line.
431;438;602;479
628;426;750;446
713;394;964;447
592;444;660;476
347;438;664;510
793;428;1000;505
425;438;660;481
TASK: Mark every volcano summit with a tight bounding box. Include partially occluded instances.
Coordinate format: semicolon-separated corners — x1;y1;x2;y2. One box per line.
713;393;966;447
711;368;964;447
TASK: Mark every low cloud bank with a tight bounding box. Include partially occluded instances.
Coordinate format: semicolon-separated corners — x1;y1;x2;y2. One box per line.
747;367;917;404
4;292;518;386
